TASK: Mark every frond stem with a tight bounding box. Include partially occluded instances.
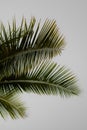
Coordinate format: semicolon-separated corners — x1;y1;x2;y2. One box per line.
0;48;60;64
0;79;72;93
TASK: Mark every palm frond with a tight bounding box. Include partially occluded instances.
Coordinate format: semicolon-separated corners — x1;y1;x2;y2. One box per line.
0;61;80;96
0;17;80;120
0;91;26;119
0;17;65;72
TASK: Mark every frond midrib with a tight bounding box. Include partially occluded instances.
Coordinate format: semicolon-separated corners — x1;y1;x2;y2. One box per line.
0;47;60;64
0;79;73;93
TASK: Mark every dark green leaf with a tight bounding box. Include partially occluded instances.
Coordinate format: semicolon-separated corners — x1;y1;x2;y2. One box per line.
0;61;80;96
0;91;26;119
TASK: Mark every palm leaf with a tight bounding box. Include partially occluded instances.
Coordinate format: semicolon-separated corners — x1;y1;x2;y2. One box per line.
0;61;80;96
0;91;26;119
0;17;65;73
0;17;80;120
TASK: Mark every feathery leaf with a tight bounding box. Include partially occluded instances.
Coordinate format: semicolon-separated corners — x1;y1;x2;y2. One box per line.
0;17;65;73
0;91;26;119
0;17;80;120
0;61;80;96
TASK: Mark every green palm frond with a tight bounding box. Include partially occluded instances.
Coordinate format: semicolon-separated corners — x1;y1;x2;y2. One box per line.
0;61;80;96
0;17;80;119
0;91;26;119
0;17;65;73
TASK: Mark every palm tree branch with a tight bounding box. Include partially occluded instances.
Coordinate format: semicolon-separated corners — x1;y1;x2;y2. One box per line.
0;61;80;96
0;17;65;66
0;79;78;95
0;91;26;119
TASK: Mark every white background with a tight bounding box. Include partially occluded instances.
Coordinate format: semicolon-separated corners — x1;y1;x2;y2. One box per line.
0;0;87;130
